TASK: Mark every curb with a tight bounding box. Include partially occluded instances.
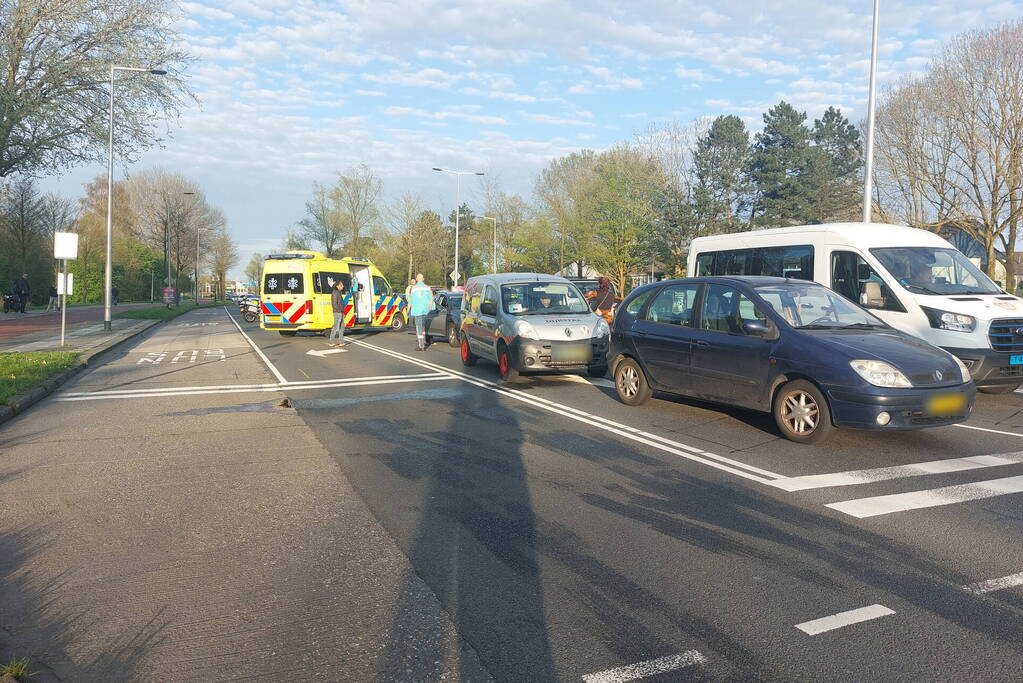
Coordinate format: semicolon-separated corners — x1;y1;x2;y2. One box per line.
0;318;165;428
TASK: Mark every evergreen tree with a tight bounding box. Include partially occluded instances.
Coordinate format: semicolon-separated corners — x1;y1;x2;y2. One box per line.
808;106;863;222
694;115;752;233
750;101;816;226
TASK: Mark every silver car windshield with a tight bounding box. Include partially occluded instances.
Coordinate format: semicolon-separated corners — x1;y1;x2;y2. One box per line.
501;282;589;315
871;247;1001;295
755;283;886;329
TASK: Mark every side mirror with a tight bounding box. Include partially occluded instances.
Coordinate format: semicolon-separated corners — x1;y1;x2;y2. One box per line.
480;301;497;316
860;281;884;308
742;319;773;338
995;280;1004;288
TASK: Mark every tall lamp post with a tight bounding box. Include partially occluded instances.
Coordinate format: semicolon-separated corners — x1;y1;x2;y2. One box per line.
104;65;166;330
432;167;484;288
480;215;498;274
861;0;880;223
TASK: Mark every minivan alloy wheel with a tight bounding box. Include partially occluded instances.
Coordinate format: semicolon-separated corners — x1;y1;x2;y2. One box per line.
782;391;818;433
619;364;640;398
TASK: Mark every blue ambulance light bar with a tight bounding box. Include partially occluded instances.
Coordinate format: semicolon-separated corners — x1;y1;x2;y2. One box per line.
266;253;316;260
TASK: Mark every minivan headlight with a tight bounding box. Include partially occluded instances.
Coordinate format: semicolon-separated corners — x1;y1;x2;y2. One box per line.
950;354;973;383
514;319;539;340
593;319;610;337
850;360;913;388
921;307;976;332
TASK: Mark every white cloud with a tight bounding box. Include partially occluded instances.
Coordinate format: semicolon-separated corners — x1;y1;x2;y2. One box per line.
520;113;595;127
674;66;718;82
355;89;386;97
383;106;508;126
461;87;537;103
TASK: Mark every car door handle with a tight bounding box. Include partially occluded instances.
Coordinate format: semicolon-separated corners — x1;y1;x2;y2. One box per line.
636;330;648;336
695;340;709;347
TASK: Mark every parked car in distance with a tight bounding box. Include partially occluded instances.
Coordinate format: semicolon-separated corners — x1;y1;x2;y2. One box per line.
610;276;976;444
460;273;610;382
425;290;464;347
565;277;619;299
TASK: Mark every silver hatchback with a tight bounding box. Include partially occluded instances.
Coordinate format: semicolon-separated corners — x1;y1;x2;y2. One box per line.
458;273;610;382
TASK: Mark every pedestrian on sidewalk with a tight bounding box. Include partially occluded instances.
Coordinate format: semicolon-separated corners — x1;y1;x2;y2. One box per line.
112;286;119;306
328;280;349;349
14;273;30;313
408;273;434;351
45;285;58;312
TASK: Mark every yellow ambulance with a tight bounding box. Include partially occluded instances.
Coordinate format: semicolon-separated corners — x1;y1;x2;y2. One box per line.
258;251;408;335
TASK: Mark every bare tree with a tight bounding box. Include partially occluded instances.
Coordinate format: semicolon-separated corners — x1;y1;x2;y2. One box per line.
244;252;264;285
875;21;1023;280
208;228;237;301
299;181;342;257
0;0;194;178
535;150;599;274
335;164;382;253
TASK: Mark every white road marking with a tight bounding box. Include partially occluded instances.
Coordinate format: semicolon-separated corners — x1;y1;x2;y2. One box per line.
55;374;452;401
769;452;1023;491
826;475;1023;518
350;339;785;483
307;348;348;356
955;424;1023;438
60;373;443;398
224;306;287;383
794;604;895;635
581;651;706;683
963;571;1023;595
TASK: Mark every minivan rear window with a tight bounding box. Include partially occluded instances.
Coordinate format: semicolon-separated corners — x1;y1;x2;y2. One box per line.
264;273;304;294
695;245;814;280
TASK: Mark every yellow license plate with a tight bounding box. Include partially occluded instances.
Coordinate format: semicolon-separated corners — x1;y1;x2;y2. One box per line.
927;393;967;415
265;315;281;323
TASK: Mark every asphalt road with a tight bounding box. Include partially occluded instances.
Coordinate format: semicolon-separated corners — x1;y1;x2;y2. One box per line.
241;313;1023;681
5;306;1023;681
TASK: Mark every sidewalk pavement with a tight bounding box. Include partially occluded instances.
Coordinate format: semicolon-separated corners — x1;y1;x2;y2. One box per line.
0;307;492;681
0;317;154;354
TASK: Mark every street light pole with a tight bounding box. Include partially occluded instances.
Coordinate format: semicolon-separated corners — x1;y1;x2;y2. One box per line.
104;66;166;330
183;191;200;303
432;167;484;288
862;0;880;223
480;216;498;273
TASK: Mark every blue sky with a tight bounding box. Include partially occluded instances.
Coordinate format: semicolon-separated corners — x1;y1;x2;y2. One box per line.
43;0;1023;279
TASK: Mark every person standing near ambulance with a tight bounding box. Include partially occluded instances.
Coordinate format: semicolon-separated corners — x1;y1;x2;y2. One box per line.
408;274;434;351
328;280;349;349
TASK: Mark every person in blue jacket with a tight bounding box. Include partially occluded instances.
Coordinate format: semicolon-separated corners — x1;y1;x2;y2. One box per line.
407;273;435;351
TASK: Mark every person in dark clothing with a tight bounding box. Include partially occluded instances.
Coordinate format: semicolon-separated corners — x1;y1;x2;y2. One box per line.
585;276;621;324
112;286;119;306
46;285;58;312
328;280;349;349
14;274;30;313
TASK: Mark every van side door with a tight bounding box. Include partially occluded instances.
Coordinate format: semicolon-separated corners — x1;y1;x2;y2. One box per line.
470;284;500;360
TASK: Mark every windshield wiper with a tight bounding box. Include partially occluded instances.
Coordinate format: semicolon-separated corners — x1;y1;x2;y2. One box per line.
900;282;943;295
839;322;886;329
796;323;841;329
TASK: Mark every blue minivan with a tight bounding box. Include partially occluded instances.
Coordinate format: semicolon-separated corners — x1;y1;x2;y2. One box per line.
609;276;976;443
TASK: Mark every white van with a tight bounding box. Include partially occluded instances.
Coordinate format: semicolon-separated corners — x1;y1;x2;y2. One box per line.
687;222;1023;393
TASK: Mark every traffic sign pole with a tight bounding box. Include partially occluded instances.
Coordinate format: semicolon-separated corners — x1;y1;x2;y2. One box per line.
60;261;67;347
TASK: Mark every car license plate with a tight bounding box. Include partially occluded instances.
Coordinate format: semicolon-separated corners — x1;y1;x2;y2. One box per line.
265;315;281;323
926;393;967;415
1011;355;1023;365
553;345;591;362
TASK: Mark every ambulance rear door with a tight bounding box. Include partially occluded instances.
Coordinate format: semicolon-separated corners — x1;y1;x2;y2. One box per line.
349;263;373;323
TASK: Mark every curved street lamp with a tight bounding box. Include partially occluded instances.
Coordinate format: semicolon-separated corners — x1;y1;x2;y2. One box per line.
432;167;484;288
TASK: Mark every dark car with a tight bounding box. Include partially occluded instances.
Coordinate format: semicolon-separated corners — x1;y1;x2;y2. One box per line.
609;276;976;444
425;290;464;347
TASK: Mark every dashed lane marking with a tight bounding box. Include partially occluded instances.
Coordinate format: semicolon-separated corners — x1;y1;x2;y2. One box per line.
769;452;1023;491
826;475;1023;518
350;339;785;483
794;604;895;635
963;571;1023;595
581;651;706;683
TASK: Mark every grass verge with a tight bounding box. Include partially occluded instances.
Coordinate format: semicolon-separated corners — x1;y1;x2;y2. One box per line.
0;351;79;405
1;655;31;680
114;302;218;321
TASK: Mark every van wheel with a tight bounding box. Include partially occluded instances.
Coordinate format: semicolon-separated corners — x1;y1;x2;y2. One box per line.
460;336;477;366
614;358;651;406
278;331;297;337
773;380;833;444
447;322;459;348
978;384;1019;395
498;344;521;383
391;314;406;332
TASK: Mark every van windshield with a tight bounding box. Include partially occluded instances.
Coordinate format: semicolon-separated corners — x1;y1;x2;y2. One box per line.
501;282;589;315
871;247;1001;295
756;282;886;329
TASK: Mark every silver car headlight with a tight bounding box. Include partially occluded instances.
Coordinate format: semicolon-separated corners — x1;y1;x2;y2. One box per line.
949;354;972;383
593;319;610;337
514;319;539;340
849;360;913;388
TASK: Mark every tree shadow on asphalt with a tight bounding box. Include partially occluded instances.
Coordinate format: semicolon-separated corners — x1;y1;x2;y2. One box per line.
336;383;557;681
0;523;167;682
547;434;1023;644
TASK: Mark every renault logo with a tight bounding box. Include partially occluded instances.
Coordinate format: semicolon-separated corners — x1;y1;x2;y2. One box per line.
565;327;572;337
1014;327;1023;336
934;370;943;381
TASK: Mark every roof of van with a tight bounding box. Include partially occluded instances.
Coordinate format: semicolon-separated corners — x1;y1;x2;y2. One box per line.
689;222;952;251
466;272;573;285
